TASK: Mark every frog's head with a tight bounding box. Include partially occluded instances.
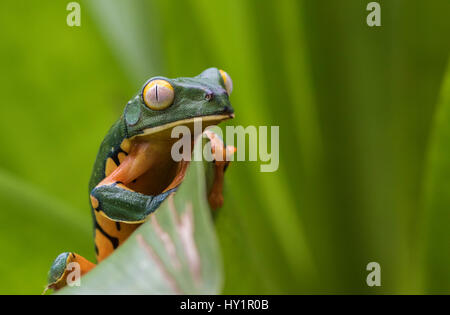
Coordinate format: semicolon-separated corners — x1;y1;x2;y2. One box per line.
124;67;234;140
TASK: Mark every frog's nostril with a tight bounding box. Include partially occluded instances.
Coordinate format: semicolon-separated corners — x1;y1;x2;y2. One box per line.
223;105;233;114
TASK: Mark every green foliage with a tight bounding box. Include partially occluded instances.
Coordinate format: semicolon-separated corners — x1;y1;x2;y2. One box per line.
0;0;449;294
422;63;450;293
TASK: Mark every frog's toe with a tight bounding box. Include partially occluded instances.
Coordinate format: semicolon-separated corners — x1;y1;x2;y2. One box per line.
46;252;96;292
47;252;71;290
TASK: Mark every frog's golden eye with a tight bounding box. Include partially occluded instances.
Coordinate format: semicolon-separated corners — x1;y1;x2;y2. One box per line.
219;70;233;95
143;80;174;110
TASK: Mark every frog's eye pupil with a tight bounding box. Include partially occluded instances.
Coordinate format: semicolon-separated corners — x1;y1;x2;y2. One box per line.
219;69;233;95
205;92;214;101
143;79;174;110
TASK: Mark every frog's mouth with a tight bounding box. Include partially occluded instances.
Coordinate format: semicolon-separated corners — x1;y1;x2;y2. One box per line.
122;113;234;197
133;113;234;140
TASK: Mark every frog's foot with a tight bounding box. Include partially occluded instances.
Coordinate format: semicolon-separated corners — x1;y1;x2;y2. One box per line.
45;252;95;292
204;130;236;210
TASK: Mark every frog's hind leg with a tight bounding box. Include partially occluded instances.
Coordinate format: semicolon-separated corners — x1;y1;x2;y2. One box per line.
46;252;95;291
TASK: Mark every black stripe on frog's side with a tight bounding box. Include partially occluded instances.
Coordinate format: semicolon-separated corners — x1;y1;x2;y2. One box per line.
94;219;119;250
109;146;128;169
88;118;128;193
88;118;129;257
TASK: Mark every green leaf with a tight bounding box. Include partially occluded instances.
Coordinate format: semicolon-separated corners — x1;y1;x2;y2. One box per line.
421;62;450;293
0;169;92;294
2;0;450;294
0;1;134;294
59;139;222;294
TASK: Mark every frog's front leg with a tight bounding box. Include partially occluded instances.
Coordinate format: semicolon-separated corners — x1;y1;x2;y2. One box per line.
90;141;182;262
90;182;177;263
91;141;180;223
46;252;95;291
204;130;236;210
91;183;176;223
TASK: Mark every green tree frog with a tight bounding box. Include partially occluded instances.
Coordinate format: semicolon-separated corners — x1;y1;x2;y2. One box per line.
46;68;235;290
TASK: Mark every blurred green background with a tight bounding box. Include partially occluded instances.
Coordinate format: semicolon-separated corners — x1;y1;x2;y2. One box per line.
0;0;449;294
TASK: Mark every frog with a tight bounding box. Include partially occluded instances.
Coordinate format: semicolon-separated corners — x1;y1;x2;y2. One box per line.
46;68;235;291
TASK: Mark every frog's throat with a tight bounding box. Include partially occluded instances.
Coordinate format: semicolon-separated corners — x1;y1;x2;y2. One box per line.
105;113;233;198
130;113;234;141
